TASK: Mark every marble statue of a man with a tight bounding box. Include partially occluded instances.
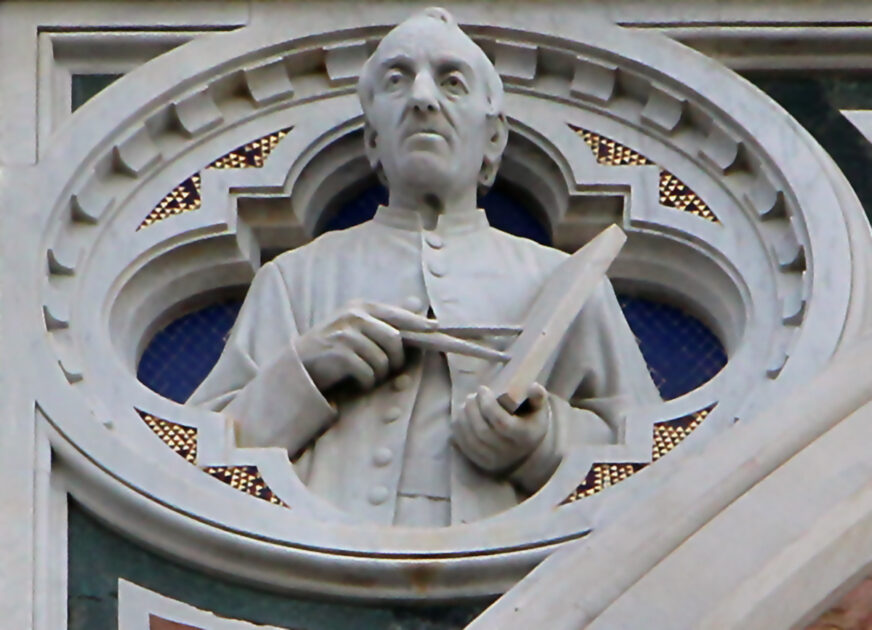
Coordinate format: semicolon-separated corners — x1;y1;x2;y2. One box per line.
189;7;660;526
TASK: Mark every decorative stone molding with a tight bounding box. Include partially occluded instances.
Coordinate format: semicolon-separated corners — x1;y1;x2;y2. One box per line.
16;6;869;601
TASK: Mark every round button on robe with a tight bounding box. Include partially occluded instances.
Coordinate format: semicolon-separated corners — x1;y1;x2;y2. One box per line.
368;485;390;505
425;232;444;249
392;374;412;390
427;260;447;277
402;295;424;312
383;406;402;423
373;447;393;466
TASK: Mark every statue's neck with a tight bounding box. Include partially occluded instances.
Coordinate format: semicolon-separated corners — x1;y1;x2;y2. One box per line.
386;187;477;230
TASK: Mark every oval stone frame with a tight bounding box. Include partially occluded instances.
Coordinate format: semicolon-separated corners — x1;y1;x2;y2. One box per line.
27;9;868;599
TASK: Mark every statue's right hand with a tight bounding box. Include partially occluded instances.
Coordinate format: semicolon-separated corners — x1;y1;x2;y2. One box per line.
294;300;436;393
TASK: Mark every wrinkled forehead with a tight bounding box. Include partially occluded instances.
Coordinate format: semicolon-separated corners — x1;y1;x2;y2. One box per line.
371;17;489;76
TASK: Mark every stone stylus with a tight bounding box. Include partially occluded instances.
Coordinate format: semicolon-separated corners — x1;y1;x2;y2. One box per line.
400;329;512;362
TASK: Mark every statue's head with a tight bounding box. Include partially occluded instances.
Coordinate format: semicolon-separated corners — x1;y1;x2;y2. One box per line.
357;8;508;201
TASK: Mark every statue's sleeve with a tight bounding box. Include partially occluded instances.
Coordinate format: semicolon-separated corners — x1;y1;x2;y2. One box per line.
510;278;660;492
187;261;337;453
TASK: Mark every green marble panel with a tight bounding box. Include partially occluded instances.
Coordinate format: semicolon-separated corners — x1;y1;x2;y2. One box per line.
71;74;122;111
747;73;872;223
68;501;490;630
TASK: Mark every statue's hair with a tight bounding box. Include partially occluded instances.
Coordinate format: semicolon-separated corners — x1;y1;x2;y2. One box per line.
357;8;506;190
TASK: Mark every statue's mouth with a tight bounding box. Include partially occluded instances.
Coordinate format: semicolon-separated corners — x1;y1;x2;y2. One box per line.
409;131;444;140
405;125;449;142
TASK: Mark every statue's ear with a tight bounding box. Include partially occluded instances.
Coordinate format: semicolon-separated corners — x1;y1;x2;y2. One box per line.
480;113;509;188
363;122;380;171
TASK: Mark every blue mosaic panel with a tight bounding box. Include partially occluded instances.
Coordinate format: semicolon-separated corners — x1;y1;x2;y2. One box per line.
137;301;242;404
138;181;726;402
618;297;726;400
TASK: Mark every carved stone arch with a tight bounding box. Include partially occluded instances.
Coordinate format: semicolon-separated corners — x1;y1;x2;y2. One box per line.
25;7;870;602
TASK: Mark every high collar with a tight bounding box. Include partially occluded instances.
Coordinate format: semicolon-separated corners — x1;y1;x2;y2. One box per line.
373;205;489;236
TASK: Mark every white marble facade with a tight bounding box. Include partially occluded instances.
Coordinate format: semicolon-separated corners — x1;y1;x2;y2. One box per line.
4;1;872;628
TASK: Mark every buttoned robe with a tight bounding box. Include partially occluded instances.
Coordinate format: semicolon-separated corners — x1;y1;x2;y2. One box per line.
188;207;660;525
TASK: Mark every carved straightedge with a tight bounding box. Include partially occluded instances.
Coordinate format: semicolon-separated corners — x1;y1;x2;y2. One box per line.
26;9;861;600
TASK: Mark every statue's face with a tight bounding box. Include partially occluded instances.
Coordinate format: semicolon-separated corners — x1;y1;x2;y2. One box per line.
364;19;494;199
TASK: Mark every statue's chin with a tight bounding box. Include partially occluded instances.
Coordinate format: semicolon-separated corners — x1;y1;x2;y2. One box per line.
396;156;456;190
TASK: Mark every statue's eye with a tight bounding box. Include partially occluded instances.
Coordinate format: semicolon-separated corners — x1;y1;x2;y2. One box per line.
441;73;467;95
385;71;406;89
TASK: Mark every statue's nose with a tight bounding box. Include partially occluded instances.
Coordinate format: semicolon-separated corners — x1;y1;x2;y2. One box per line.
409;73;439;113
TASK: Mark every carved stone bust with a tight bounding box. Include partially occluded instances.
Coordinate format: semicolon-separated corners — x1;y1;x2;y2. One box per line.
188;7;659;527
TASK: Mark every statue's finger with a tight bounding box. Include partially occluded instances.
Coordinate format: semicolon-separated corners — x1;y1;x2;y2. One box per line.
340;351;377;390
352;312;405;370
459;397;500;467
469;392;517;453
524;382;548;412
477;386;521;445
340;329;390;381
366;302;437;332
452;418;492;470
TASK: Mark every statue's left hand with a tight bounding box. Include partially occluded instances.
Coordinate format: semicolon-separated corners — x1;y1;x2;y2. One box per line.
451;383;550;473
